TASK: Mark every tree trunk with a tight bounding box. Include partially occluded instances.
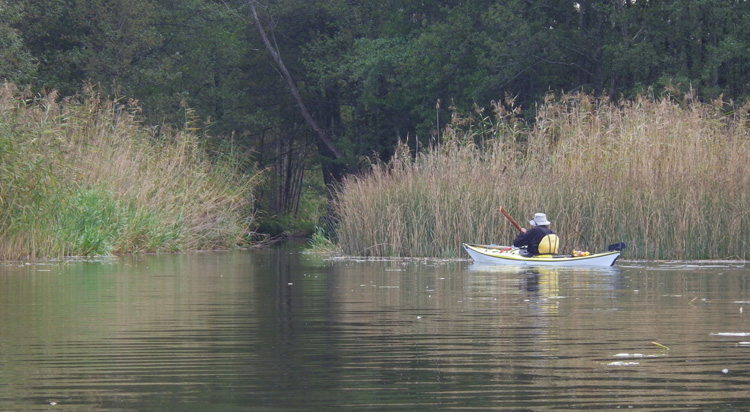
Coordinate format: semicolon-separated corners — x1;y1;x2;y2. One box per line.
248;0;347;185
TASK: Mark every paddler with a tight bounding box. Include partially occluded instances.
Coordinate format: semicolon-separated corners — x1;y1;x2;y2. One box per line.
513;213;559;256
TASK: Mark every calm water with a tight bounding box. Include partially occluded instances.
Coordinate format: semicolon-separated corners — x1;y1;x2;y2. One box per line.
2;246;750;411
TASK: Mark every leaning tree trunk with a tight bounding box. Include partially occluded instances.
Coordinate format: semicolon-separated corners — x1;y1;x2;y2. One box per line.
248;0;347;186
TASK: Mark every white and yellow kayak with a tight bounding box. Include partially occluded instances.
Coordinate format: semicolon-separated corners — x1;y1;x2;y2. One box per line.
463;243;624;267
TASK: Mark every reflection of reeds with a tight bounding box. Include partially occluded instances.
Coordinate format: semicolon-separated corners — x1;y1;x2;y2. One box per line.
334;93;750;260
0;84;256;260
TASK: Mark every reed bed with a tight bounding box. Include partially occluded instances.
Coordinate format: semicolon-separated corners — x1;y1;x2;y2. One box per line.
0;83;256;260
334;93;750;260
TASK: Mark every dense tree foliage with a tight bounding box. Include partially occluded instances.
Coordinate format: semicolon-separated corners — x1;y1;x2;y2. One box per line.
0;0;37;83
4;0;750;223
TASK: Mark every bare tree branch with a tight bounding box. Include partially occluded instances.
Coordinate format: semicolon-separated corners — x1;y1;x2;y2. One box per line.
248;0;343;161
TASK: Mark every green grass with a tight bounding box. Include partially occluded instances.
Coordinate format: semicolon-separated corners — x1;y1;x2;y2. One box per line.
333;92;750;260
307;226;339;254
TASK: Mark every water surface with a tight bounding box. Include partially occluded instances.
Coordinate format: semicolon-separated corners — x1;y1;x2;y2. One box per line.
2;248;750;411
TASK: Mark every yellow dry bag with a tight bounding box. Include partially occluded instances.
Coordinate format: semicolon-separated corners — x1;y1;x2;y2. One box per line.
538;234;559;254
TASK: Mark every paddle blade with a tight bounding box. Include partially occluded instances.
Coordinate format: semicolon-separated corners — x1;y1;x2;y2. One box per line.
608;242;627;251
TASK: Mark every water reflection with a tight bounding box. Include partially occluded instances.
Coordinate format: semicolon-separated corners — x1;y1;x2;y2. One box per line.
1;250;750;411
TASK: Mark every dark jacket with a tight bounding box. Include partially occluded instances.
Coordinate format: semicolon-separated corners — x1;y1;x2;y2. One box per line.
513;226;555;255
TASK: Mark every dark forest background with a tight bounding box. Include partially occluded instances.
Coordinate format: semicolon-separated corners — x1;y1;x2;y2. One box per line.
3;0;749;233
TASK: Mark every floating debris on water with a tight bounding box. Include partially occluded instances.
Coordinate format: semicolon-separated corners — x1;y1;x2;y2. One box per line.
609;342;669;363
613;353;662;359
651;341;670;351
607;361;639;366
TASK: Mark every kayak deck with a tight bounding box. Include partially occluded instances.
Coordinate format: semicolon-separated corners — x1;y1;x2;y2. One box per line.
463;243;621;267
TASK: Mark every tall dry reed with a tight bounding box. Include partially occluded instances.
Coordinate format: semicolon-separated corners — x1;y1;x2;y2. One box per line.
334;93;750;260
0;83;257;260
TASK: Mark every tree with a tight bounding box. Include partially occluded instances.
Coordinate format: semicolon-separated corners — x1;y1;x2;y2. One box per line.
249;0;346;186
13;0;161;96
0;0;37;84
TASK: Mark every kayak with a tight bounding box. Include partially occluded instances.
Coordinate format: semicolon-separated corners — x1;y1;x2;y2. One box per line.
463;243;623;267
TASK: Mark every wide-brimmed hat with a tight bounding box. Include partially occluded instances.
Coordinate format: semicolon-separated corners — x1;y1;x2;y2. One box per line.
529;213;551;227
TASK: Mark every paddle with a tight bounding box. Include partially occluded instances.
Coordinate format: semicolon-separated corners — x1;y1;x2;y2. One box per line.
500;206;523;233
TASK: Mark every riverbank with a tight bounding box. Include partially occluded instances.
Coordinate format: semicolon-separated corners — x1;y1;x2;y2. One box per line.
0;84;257;261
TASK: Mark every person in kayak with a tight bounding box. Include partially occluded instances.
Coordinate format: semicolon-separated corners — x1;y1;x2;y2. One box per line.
513;213;559;256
